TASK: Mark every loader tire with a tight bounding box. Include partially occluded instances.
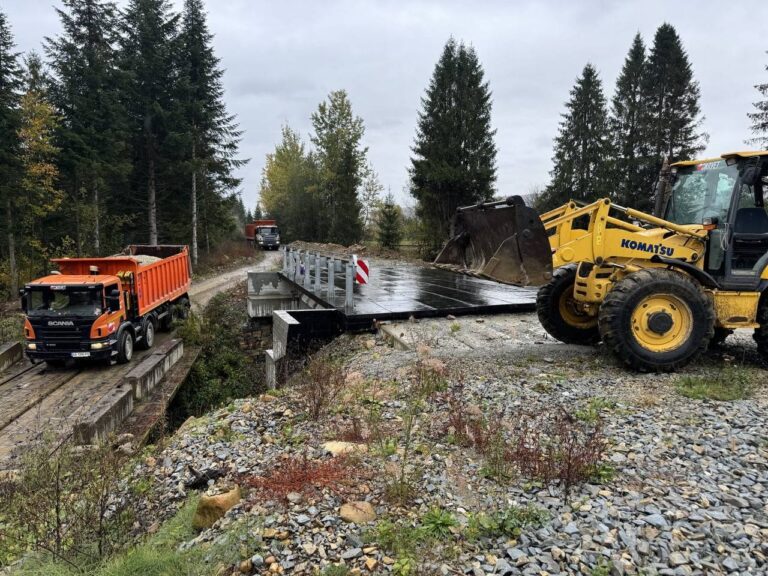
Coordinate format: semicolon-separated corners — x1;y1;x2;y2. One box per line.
753;295;768;354
709;327;733;349
537;265;600;345
598;269;714;372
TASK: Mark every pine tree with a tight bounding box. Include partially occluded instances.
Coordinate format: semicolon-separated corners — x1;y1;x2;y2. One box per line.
747;51;768;147
0;9;23;297
310;90;366;244
46;0;128;255
254;202;263;220
541;64;612;210
610;33;655;209
120;0;179;245
176;0;243;264
377;192;402;250
410;38;497;254
642;23;705;165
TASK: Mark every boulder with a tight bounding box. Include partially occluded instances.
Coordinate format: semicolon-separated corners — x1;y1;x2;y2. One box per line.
192;486;241;530
340;501;376;523
322;441;367;456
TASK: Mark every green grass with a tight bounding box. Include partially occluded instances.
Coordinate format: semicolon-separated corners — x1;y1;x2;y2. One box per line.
675;366;755;401
420;508;457;538
574;397;616;423
8;494;263;576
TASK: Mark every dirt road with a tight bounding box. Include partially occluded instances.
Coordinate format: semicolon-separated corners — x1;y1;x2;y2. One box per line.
189;251;281;310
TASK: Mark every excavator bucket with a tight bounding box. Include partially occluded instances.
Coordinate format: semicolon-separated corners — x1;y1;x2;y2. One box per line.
434;196;553;286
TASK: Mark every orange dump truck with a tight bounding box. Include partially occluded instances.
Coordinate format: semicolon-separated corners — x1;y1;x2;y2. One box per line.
20;245;191;366
245;219;280;250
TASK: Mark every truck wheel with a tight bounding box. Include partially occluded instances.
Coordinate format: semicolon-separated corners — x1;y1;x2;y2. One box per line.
117;329;134;364
138;317;156;350
709;327;733;349
598;269;714;372
537;265;600;345
753;296;768;354
178;297;191;320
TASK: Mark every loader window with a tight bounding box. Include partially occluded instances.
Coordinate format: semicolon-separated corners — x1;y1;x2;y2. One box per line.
666;161;738;226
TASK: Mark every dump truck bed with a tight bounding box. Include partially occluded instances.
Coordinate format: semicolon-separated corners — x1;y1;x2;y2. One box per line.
51;245;191;317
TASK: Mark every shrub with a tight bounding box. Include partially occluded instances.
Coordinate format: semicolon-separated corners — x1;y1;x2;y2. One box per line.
0;435;134;568
171;292;263;422
301;354;346;420
243;453;353;502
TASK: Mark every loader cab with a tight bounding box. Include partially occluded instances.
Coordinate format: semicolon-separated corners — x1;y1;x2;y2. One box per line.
667;152;768;289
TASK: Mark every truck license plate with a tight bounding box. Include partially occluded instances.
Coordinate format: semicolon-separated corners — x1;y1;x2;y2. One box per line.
71;352;90;358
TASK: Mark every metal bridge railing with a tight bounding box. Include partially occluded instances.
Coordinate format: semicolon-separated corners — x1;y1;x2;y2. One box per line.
281;246;359;310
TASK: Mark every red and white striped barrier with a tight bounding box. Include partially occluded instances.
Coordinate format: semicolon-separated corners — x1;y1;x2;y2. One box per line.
353;256;369;285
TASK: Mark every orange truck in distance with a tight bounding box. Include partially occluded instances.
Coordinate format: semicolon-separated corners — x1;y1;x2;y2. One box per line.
20;245;191;366
245;219;281;250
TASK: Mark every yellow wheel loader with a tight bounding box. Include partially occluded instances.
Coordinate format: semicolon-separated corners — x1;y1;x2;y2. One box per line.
435;151;768;371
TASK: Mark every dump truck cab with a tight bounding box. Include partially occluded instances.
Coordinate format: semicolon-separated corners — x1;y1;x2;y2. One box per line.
22;275;128;362
666;152;768;290
255;224;280;250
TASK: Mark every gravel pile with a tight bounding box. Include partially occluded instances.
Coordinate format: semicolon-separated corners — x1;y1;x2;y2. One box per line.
127;316;768;575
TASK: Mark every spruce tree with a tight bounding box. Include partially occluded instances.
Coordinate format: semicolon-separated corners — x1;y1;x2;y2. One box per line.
541;64;612;210
410;38;497;254
377;192;402;250
747;51;768;147
0;9;23;296
310;90;366;245
46;0;128;255
120;0;179;245
176;0;243;264
642;23;705;165
610;33;655;210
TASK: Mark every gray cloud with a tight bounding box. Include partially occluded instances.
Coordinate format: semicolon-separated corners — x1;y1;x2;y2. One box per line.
7;0;768;211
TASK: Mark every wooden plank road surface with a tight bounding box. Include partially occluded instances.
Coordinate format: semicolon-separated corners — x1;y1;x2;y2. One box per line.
0;334;171;470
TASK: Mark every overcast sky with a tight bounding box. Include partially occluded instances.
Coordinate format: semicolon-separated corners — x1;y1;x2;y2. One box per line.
6;0;768;211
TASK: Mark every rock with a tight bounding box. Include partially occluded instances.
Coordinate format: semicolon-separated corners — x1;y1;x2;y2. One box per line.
340;501;376;523
192;485;241;530
364;339;376;350
238;559;252;574
322;441;367;456
551;546;565;561
342;548;362;560
302;543;317;555
722;557;739;572
286;491;302;504
365;557;378;571
118;442;135;456
669;552;688;566
251;554;264;567
643;513;669;528
296;513;311;525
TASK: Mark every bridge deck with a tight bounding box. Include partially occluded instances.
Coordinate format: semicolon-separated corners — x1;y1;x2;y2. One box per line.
285;261;537;330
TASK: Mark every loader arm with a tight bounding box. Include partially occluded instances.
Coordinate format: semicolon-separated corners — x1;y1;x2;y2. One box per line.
542;198;708;269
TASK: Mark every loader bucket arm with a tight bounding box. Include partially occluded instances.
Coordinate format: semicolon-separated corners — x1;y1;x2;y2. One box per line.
434;196;553;286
